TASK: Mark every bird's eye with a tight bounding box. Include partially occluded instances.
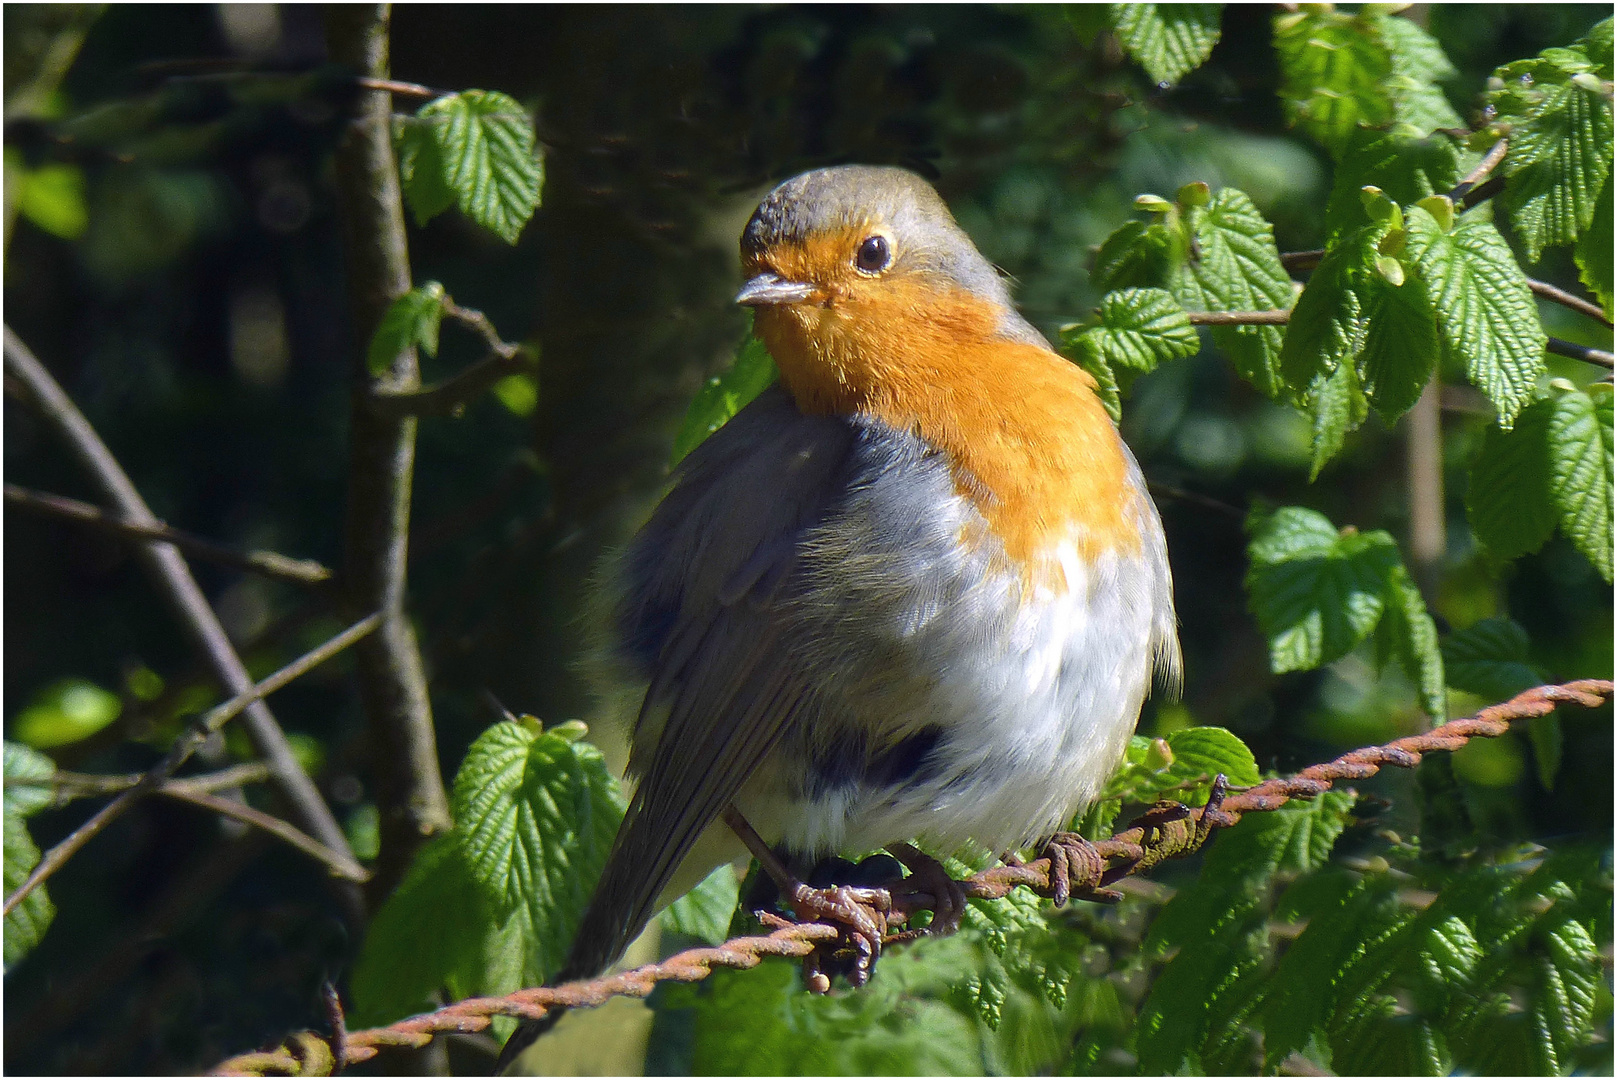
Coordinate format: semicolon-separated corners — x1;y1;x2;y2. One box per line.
855;234;891;274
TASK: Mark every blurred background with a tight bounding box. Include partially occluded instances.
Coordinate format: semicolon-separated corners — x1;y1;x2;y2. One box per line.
4;4;1611;1074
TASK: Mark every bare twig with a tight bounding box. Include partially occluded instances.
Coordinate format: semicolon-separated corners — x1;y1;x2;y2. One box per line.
4;483;335;587
324;5;452;899
1458;174;1505;212
3;326;361;898
209;679;1613;1076
1281;249;1323;274
1528;279;1614;328
159;786;369;882
1449;138;1509;203
8;761;274;799
354;75;441;100
2;612;381;918
1547;337;1616;369
1187;309;1291;326
1146;482;1245;520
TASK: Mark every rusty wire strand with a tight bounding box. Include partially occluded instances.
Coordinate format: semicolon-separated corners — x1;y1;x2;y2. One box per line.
211;679;1612;1076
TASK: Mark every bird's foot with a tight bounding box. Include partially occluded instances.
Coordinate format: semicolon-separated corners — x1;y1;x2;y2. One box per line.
1038;832;1123;906
786;881;891;989
887;842;968;936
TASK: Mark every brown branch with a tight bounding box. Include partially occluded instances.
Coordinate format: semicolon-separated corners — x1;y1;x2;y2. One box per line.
1449;137;1509;203
1529;279;1614;328
1547;337;1616;369
353;75;441;100
4;483;335;588
2;325;361;900
1187;309;1291;325
7;761;274;800
159;786;370;883
208;679;1613;1076
2;612;382;918
324;4;452;901
1281;249;1323;274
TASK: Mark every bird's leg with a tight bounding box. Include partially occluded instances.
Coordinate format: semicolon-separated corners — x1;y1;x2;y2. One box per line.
887;842;969;936
721;805;890;987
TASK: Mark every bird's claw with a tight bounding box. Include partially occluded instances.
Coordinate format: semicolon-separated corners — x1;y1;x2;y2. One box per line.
1038;832;1123;906
788;883;891;989
888;842;969;936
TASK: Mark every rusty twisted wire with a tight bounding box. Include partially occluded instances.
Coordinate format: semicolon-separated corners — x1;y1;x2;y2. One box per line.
211;679;1612;1076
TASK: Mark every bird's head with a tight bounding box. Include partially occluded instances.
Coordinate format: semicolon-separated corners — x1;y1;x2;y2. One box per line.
736;165;1048;412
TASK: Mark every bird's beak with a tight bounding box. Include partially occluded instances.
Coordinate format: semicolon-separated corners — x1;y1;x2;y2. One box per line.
735;272;819;307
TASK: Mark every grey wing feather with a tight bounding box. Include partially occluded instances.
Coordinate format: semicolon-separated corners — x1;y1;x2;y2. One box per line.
560;387;856;981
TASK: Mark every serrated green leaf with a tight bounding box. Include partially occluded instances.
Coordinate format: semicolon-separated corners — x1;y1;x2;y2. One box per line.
1546;382;1615;581
1066;335;1122;424
1100;726;1259;807
1076;287;1200;373
1275;9;1395;156
671;333;778;465
1465;397;1558;559
1091;216;1178;293
394;114;455;226
1378;565;1446;719
1360;260;1440;421
1263;871;1381;1069
1323;132;1463;246
367;281;445;377
1574;177;1613;315
1279;229;1377;471
1246;506;1403;672
1491;28;1615;262
1377;14;1464;136
451;721;624;982
3;812;54;969
1171;188;1294;397
1164;726;1261;789
407;90;544;244
1441;617;1544;701
1107;3;1223;86
349;834;491;1027
660;863;740;946
1404;207;1547;425
11;678;122;750
4;741;55;820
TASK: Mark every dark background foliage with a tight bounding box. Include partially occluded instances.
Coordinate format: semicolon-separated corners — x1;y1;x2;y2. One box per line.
4;4;1610;1074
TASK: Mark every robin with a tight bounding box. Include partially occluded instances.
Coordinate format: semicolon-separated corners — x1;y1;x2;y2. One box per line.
497;164;1179;1071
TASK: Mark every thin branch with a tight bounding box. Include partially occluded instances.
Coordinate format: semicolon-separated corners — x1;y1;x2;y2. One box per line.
1458;174;1505;211
353;75;442;100
1546;337;1616;369
1187;309;1291;326
2;612;381;918
7;761;274;800
1528;278;1613;328
1146;482;1245;520
2;326;360;895
4;484;335;588
324;4;452;899
372;301;534;418
209;679;1614;1076
159;786;369;882
1449;137;1509;202
1280;249;1323;274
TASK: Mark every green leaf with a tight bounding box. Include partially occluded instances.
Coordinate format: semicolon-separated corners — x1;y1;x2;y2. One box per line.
1490;26;1616;262
671;333;778;465
402;90;544;244
1107;4;1223;86
4;811;54;969
1087;287;1200;371
3;741;55;820
1171;188;1294;397
1065;335;1122;424
1359;255;1440;421
1091;216;1177;293
1377;565;1446;719
1307;335;1371;479
451;720;625;982
1323;133;1463;246
366;281;445;377
1441;617;1544;702
492;372;538;417
1101;726;1259;808
1574;177;1613;316
1527;713;1563;790
1547;382;1615;581
1274;9;1394;156
7;153;90;240
1465;397;1557;560
10;678;122;750
1377;14;1463;136
660;863;740;946
1245;506;1402;673
1404;206;1547;426
349;834;491;1027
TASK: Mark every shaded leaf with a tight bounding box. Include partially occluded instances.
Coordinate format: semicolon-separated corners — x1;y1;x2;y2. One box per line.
1441;617;1544;702
1107;4;1223;87
1465;397;1557;560
1274;9;1394;156
661;864;740;946
1546;382;1615;581
1378;14;1464;136
1092;217;1178;293
1377;565;1446;719
1574;177;1613;315
1322;131;1463;246
11;678;122;750
367;281;445;377
671;334;778;465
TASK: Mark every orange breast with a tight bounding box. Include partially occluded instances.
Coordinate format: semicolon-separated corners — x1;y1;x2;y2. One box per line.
754;280;1141;584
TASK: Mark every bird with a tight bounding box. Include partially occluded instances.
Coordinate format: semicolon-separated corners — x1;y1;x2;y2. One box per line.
496;163;1179;1072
